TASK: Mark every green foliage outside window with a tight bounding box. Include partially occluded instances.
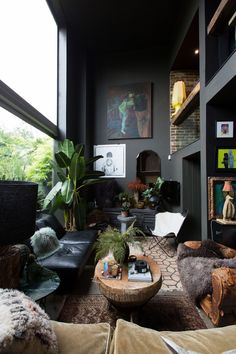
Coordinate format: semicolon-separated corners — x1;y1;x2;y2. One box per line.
0;128;53;207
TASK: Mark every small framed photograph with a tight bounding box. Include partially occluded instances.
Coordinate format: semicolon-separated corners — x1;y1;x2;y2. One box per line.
216;121;234;138
93;144;126;178
216;147;236;171
208;177;236;219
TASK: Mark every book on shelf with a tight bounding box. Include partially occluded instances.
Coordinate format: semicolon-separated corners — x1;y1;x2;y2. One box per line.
128;262;152;282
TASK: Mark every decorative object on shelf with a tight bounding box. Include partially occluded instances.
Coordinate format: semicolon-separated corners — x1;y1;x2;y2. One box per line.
208;177;236;220
216;147;236;171
216;121;234;138
171;81;186;116
93;222;144;264
128;179;147;205
217;181;235;223
107;82;152;139
43;139;105;231
94;144;126;178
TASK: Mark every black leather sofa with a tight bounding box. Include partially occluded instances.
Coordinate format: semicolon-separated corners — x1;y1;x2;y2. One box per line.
34;213;97;293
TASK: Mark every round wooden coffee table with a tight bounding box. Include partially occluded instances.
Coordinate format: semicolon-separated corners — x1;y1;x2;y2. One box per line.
94;255;162;308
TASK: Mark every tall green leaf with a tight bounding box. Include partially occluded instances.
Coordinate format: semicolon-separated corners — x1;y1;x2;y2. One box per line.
55;151;71;168
86;155;104;166
61;179;74;205
43;181;62;209
75;144;84;157
50;160;67;182
59;139;74;159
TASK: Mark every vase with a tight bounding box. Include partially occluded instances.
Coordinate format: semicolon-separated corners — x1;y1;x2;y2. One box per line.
133;191;139;204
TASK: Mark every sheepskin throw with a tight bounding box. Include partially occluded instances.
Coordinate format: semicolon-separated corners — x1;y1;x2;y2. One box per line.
0;288;58;354
177;241;236;305
31;227;62;260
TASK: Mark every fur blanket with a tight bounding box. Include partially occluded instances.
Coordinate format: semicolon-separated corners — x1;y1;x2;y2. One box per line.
177;241;236;304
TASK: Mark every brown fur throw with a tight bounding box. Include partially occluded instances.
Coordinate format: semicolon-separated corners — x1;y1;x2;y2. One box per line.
177;241;236;305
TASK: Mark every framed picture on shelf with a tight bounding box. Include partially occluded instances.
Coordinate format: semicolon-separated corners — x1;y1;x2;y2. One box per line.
107;82;152;140
216;121;234;138
216;147;236;171
208;177;236;220
93;144;126;178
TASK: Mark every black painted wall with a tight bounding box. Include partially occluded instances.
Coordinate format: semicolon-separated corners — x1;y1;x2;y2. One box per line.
91;48;171;192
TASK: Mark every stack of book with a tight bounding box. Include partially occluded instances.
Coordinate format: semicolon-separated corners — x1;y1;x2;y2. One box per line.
128;262;152;282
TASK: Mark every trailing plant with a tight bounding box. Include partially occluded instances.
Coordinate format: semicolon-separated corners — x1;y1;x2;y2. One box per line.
94;222;145;264
43;139;105;231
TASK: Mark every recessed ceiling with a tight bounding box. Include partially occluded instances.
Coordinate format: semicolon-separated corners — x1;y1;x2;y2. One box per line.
54;0;195;52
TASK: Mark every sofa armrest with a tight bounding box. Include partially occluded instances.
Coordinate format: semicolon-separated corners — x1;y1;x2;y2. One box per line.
184;240;236;258
200;267;236;326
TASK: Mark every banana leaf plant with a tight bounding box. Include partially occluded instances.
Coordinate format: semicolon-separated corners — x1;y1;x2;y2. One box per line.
43;139;105;231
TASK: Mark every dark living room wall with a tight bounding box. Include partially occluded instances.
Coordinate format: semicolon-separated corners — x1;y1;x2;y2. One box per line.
91;47;172;192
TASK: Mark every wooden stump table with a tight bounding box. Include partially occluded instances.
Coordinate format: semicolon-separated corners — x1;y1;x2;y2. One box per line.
94;255;162;308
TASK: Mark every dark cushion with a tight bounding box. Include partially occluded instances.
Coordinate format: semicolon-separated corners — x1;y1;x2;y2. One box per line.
60;230;97;244
36;214;66;239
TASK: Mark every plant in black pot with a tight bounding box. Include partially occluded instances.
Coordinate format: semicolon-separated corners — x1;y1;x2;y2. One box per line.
94;222;145;264
142;177;164;208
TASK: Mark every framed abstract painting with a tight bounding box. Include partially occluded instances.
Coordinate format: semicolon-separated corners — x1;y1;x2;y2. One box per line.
107;82;152;139
216;147;236;171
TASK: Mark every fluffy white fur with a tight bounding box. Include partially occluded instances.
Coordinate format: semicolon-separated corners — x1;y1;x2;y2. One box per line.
31;227;62;260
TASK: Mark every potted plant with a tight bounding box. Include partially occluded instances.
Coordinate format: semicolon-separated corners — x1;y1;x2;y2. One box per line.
43;139;105;231
94;222;145;264
127;179;147;205
121;201;130;217
142;177;164;208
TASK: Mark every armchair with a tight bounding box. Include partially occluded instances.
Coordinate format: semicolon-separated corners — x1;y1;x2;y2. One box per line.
177;240;236;326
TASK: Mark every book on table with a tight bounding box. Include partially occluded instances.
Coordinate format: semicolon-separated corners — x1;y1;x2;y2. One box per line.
128;262;152;282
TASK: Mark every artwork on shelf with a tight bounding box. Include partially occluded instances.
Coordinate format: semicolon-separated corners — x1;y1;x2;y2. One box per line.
208;177;236;220
93;144;126;178
216;121;234;138
216;147;236;171
107;82;152;139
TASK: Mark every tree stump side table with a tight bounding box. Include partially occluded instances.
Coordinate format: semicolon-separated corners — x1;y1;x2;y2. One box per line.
94;255;162;308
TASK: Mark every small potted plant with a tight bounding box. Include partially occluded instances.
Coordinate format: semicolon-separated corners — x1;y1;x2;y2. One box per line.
142;177;164;208
121;201;130;217
93;222;145;264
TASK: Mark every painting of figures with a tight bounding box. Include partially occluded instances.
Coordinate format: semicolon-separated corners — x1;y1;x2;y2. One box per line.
107;82;152;139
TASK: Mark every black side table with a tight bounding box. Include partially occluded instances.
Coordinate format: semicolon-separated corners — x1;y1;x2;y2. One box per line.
210;219;236;249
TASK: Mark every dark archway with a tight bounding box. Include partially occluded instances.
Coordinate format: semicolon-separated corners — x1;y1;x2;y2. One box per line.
136;150;161;185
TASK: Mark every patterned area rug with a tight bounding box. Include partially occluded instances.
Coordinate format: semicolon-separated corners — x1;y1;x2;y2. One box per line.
59;291;207;331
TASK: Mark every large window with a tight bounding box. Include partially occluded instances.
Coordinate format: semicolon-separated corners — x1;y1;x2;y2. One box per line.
0;0;57;124
0;0;58;206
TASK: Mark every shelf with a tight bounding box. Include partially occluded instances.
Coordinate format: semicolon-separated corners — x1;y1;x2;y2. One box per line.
207;0;236;35
171;82;200;126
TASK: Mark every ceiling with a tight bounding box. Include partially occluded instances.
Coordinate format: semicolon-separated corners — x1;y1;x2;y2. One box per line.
55;0;197;53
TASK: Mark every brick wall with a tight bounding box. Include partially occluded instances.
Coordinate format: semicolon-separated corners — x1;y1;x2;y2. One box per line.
170;71;200;154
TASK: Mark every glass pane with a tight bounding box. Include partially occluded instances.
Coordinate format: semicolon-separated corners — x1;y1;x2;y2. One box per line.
0;107;53;208
0;0;57;124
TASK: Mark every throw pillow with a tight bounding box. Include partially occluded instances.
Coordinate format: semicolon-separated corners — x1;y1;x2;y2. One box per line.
31;227;62;260
0;288;58;354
